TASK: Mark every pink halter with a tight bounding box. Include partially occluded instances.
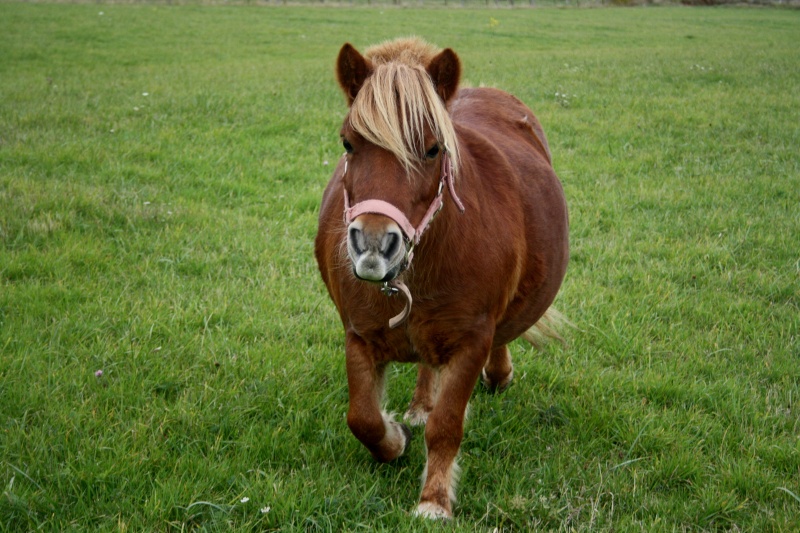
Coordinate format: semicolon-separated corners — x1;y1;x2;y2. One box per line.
342;151;465;328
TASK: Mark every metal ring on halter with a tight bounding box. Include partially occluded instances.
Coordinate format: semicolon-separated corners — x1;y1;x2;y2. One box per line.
380;282;399;296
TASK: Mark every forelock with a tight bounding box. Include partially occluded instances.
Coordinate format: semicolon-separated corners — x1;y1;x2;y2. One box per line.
346;54;460;178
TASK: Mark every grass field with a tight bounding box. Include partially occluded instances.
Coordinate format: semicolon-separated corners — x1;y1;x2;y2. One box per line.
1;3;799;531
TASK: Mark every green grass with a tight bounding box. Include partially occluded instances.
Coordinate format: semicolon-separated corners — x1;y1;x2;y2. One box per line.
1;3;799;531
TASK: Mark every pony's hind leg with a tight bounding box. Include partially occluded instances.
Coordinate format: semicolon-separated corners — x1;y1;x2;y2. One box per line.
345;332;412;463
404;364;439;426
481;345;514;392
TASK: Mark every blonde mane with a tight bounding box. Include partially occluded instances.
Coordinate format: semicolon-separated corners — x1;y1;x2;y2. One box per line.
347;38;460;178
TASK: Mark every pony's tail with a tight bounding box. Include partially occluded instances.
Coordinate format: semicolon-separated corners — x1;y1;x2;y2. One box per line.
520;307;571;349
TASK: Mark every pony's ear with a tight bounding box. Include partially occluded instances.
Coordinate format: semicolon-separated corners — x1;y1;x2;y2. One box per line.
336;43;372;106
427;48;461;103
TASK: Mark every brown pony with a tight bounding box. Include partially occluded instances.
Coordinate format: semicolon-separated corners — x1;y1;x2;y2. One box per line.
314;38;569;519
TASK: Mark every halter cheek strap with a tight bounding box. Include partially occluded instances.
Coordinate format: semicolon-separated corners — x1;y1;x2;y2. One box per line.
341;151;465;328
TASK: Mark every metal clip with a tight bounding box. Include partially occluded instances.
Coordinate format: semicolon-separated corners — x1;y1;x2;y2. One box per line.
380;282;399;297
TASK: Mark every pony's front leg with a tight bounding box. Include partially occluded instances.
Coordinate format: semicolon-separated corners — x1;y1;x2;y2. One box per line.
345;331;412;463
415;340;488;519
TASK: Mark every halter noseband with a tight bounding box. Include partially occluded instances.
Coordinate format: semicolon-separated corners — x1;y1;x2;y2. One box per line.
342;150;465;328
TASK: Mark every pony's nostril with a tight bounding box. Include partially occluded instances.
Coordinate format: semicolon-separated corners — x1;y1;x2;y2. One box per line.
382;232;401;258
349;227;365;254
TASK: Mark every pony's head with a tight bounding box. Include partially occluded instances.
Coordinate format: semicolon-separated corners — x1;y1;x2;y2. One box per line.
335;38;462;283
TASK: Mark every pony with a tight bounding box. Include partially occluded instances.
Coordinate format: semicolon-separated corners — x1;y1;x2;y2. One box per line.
314;37;569;519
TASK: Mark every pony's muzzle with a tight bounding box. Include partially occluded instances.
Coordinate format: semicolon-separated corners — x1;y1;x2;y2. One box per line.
347;216;407;282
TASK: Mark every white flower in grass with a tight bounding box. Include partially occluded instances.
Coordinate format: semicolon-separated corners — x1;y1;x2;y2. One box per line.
240;497;250;503
260;506;271;514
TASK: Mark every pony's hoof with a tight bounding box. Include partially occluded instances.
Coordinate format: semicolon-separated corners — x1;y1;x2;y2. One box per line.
414;501;452;520
481;368;514;393
399;423;413;455
371;420;413;462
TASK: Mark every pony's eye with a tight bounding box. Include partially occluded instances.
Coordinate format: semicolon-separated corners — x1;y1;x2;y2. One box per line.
343;139;354;154
425;144;440;160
